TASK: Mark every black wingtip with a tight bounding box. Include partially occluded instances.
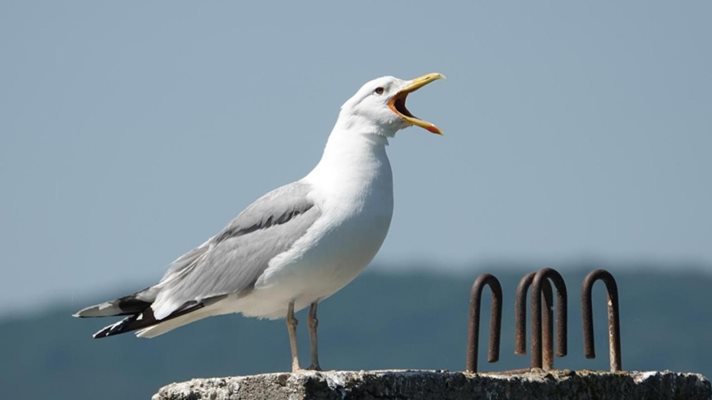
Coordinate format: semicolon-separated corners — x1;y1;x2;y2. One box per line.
91;315;138;339
90;301;207;339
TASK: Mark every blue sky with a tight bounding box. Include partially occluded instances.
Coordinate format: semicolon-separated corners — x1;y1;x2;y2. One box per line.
1;1;710;314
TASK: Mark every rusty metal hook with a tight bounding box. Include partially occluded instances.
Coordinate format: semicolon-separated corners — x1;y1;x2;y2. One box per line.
582;269;622;372
514;267;568;369
514;272;554;361
466;273;503;373
531;268;567;369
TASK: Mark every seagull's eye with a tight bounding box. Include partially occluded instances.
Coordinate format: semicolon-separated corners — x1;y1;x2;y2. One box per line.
374;87;384;95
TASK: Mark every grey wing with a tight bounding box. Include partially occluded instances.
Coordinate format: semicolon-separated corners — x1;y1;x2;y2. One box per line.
150;180;320;320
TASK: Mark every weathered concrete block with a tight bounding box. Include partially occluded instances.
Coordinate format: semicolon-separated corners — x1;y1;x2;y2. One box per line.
153;369;712;400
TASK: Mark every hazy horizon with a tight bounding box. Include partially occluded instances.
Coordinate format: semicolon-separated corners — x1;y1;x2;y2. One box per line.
3;259;709;319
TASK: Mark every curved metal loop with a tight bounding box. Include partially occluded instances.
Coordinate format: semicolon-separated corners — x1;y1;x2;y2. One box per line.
466;273;503;373
582;268;622;372
530;267;568;369
514;272;554;356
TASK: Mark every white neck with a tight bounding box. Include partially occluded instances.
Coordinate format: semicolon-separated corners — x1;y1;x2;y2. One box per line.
304;112;394;203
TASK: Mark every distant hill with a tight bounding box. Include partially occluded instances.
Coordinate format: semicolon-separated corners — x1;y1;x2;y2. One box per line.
1;266;711;399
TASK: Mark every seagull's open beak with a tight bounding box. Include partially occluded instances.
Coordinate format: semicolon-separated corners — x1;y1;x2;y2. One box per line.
388;72;445;135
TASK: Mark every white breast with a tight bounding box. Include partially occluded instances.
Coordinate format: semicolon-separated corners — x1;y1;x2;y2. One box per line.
232;129;394;319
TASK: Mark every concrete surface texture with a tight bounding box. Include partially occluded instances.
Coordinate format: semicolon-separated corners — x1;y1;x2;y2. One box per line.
152;369;712;400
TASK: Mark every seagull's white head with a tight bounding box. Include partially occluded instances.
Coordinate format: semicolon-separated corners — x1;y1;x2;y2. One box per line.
339;73;445;138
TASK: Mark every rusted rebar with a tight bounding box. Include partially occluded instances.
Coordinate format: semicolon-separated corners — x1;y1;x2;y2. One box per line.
515;270;562;369
466;273;503;373
514;271;553;355
582;268;622;372
530;268;568;369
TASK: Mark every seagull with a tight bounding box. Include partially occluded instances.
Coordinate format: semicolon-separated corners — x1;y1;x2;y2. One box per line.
74;72;445;372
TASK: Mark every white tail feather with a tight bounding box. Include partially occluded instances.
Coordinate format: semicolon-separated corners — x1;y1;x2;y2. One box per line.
136;307;214;338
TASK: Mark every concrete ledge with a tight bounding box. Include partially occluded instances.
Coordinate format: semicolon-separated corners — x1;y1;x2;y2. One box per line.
153;369;712;400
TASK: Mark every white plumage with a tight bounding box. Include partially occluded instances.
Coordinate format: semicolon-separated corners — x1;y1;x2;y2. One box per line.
75;73;444;371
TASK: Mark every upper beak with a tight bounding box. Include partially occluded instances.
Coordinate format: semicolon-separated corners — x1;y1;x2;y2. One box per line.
388;72;445;135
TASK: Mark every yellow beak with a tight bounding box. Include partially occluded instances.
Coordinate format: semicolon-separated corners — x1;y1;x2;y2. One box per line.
388;72;445;135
